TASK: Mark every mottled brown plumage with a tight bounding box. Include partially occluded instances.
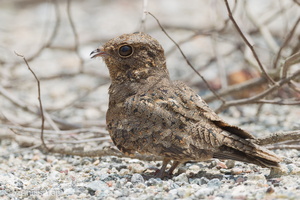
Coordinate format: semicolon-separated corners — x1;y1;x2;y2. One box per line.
91;32;282;178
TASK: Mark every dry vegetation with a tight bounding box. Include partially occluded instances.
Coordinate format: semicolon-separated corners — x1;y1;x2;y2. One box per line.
0;0;299;161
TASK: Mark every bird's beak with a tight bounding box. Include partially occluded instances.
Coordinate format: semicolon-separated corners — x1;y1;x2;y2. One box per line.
90;47;107;58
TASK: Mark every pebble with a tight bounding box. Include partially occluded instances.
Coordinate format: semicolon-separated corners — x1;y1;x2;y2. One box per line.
194;188;215;198
287;164;300;175
207;178;222;188
86;180;109;192
145;178;161;186
0;1;299;199
0;103;299;200
190;177;209;185
172;173;189;183
131;173;145;184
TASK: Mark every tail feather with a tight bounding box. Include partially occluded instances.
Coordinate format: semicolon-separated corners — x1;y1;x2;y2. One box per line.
217;131;282;168
214;146;280;168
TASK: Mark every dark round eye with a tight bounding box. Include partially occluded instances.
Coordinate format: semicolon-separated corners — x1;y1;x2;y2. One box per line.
118;45;133;57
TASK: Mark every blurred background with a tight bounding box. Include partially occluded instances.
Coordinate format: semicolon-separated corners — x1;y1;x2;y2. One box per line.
0;0;299;133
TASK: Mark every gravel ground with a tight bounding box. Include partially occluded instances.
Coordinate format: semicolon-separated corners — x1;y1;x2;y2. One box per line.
1;1;299;199
1;105;300;200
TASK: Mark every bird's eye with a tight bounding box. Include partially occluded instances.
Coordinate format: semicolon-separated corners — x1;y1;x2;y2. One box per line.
118;45;133;57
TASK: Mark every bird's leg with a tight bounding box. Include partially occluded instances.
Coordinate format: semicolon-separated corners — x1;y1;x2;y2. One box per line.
155;158;170;178
167;161;180;175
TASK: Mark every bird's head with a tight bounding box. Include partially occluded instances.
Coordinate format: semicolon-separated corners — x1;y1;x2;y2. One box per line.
91;32;168;83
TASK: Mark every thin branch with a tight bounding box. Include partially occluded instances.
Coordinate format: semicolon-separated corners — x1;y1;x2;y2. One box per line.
0;85;81;129
203;77;267;103
0;124;108;136
216;69;300;112
140;0;148;32
289;81;300;93
146;11;226;103
67;0;84;72
217;0;238;33
49;136;111;144
245;1;279;54
294;0;300;6
254;99;300;105
14;52;48;150
224;0;275;84
273;17;300;69
257;130;300;145
25;0;60;62
281;51;300;79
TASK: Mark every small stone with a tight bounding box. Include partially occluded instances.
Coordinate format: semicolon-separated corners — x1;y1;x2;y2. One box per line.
269;166;288;177
119;168;130;176
208;160;217;168
194;188;214;198
124;182;133;188
287;164;300;175
188;164;200;172
135;183;146;189
113;190;123;198
190;177;209;185
93;159;100;165
0;190;7;196
207;178;222;188
81;158;92;165
231;168;244;175
246;174;267;186
226;160;236;169
172;173;189;183
45;164;51;172
131;173;144;185
169;182;180;190
177;187;192;198
115;164;127;171
235;176;246;184
72;160;81;166
219;168;231;174
128;163;145;173
177;166;187;175
14;180;23;189
86;180;109;192
216;161;227;169
266;186;275;194
169;189;179;197
145;178;161;186
64;188;75;195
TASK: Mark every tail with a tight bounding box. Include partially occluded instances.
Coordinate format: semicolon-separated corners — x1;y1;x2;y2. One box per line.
214;131;281;168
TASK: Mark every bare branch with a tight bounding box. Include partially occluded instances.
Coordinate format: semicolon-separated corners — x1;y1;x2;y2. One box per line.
67;0;84;72
14;52;48;150
216;69;300;112
273;17;300;69
203;77;267;102
25;0;60;62
224;0;275;84
140;0;148;32
257;130;300;145
0;124;108;136
147;11;226;103
0;85;82;129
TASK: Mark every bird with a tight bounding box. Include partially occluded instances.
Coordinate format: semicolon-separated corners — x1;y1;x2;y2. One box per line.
90;32;282;178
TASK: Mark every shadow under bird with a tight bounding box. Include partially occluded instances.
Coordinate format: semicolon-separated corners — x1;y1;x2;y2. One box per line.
90;32;282;178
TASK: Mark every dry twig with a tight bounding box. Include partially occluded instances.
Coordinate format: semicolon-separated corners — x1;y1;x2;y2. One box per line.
273;17;300;69
14;52;48;150
215;69;300;112
224;0;275;84
147;11;226;103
